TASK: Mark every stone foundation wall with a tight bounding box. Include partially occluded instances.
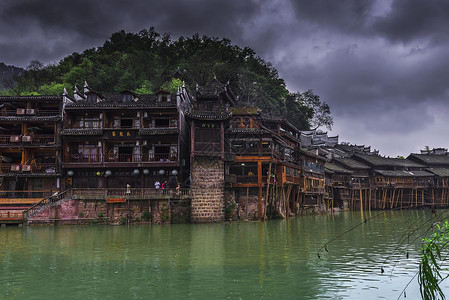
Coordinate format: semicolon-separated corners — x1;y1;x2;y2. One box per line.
191;157;225;222
27;198;190;225
237;192;259;220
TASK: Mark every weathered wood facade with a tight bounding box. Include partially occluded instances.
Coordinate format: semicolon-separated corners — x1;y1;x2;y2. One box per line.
0;96;62;215
61;86;191;192
2;82;449;224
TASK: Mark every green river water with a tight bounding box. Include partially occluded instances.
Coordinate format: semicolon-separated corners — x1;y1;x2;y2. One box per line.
1;209;449;299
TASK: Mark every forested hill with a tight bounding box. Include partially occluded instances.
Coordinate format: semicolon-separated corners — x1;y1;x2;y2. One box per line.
0;62;23;90
1;28;332;131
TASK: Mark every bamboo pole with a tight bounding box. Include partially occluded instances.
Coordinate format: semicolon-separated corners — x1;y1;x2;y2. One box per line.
264;162;272;220
246;187;249;219
359;187;363;214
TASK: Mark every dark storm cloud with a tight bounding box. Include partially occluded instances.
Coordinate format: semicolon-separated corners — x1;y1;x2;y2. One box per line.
1;0;449;155
0;0;261;67
373;0;449;44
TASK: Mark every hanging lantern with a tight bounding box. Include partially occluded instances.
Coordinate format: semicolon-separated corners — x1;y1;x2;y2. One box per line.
143;169;150;175
171;170;178;176
67;170;74;177
133;169;140;175
105;170;112;177
158;169;165;175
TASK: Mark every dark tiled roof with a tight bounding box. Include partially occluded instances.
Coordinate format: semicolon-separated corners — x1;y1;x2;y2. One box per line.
185;109;232;120
300;149;327;161
229;107;259;115
139;128;179;135
196;78;226;98
0;172;62;177
353;154;424;168
65;94;177;108
0;95;62;102
333;157;371;170
427;168;449;177
0;116;60;122
374;170;433;177
61;129;103;135
226;128;263;134
407;154;449;166
325;162;353;174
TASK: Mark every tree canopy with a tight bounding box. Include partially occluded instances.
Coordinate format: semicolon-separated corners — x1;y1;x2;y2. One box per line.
1;28;332;131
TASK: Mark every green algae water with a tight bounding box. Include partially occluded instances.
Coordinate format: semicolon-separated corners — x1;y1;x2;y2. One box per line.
1;210;449;299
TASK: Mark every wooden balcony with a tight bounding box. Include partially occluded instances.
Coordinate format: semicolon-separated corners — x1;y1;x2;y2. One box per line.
285;175;301;184
0;109;60;118
70;188;191;200
0;134;55;146
0;211;24;223
302;187;326;194
139;127;179;135
235;175;258;184
0;189;54;204
64;153;178;165
0;163;57;175
66;154;102;163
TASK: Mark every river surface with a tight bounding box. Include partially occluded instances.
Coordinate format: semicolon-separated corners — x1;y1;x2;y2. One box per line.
1;209;449;299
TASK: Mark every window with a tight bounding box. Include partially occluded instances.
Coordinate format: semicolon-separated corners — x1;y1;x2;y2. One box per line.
122;94;132;102
155;119;170;127
120;118;133;128
75;115;101;129
87;94;97;104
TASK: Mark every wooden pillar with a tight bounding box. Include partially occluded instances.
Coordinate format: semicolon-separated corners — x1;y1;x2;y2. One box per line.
359;187;363;214
264;162;272;220
257;160;262;221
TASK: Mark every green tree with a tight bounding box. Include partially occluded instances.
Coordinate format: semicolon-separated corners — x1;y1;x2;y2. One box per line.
419;220;449;300
4;28;330;129
161;78;183;94
299;89;333;130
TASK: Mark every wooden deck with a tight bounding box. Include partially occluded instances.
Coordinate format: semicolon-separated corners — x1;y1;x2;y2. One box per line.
0;198;45;205
0;211;24;224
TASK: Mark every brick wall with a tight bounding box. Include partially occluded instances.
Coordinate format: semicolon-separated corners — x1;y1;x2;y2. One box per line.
191;157;225;222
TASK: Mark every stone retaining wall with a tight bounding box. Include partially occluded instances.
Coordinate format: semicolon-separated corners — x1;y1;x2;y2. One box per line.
27;198;190;225
191;157;225;222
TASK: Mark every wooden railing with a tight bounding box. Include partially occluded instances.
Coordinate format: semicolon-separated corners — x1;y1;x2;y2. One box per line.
24;189;73;219
0;163;57;174
66;153;178;163
0;109;59;117
285;175;301;184
71;188;190;199
0;134;55;145
303;187;326;194
0;190;53;199
66;154;102;163
235;175;258;184
0;211;24;220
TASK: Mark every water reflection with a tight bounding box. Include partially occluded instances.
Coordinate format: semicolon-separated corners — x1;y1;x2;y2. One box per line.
1;210;449;299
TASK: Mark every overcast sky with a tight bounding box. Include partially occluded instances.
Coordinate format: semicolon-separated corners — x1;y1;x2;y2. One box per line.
1;0;448;157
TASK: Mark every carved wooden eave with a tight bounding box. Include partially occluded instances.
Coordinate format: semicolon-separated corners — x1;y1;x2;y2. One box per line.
0;95;63;102
195;78;236;106
61;129;103;136
226;128;263;134
0;116;61;122
139;128;179;135
0;172;62;177
65;94;178;108
185;109;232;121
